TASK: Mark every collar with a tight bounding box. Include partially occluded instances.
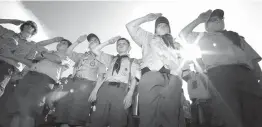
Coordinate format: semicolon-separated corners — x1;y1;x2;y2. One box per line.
117;54;130;57
17;33;30;41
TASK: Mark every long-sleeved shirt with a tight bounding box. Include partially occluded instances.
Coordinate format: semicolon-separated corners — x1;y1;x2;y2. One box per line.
184;32;254;70
128;27;182;75
0;25;47;71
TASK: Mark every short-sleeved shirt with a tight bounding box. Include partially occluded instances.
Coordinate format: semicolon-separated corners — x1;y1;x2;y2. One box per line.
129;27;165;71
69;51;106;81
185;32;252;70
0;25;19;65
187;72;211;100
0;25;46;70
97;52;140;84
240;38;262;69
30;51;67;82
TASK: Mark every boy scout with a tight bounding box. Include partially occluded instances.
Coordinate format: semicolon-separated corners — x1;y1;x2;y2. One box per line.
179;9;262;127
90;36;140;127
54;33;106;127
126;13;184;127
8;38;72;127
0;19;64;127
182;62;223;127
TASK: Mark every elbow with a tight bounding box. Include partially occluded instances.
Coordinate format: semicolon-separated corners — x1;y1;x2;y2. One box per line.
36;43;42;47
126;23;134;33
90;49;98;56
178;31;186;39
126;22;131;29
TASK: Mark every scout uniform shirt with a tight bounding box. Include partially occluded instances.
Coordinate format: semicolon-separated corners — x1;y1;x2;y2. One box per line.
187;72;211;100
128;27;166;71
240;38;262;69
30;51;69;82
184;32;253;70
97;52;140;84
0;25;47;71
149;36;183;75
0;25;20;67
69;51;106;81
128;27;181;74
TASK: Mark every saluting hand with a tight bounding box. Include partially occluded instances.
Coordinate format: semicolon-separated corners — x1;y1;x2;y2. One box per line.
145;13;162;21
123;92;133;109
52;37;64;42
76;34;88;43
197;10;212;23
108;36;121;44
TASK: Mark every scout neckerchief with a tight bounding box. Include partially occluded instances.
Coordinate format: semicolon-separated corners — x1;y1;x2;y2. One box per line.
160;34;175;49
112;55;134;87
219;30;243;50
112;54;129;75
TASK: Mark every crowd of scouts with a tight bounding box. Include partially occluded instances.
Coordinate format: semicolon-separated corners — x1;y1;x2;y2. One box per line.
0;9;262;127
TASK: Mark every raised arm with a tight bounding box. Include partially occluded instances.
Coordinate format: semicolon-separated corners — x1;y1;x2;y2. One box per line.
91;36;120;56
126;13;160;47
179;10;212;43
66;34;87;55
36;37;64;47
0;19;25;25
41;51;62;64
0;51;33;67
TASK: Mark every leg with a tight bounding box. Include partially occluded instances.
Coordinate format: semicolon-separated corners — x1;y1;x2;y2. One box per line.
90;83;110;127
190;102;199;127
19;115;35;127
68;80;94;126
60;124;70;127
159;75;183;127
9;114;20;127
109;84;128;127
207;66;243;127
237;68;262;127
54;79;73;124
138;72;165;127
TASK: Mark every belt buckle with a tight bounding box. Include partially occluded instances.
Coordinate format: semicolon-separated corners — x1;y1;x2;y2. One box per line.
109;82;121;88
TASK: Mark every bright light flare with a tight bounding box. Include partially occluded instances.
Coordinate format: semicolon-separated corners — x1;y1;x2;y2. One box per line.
46;91;69;102
180;44;202;61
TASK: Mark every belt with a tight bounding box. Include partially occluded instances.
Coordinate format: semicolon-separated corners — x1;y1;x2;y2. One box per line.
108;82;127;88
28;71;56;84
108;82;121;87
73;76;90;81
141;66;171;76
191;98;211;104
208;64;251;73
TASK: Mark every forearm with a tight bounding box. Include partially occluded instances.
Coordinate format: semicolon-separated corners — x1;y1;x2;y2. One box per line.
36;38;59;47
42;52;61;64
128;78;137;95
92;74;105;92
92;41;110;56
0;19;14;24
179;18;202;39
66;42;80;55
126;15;148;31
6;55;33;67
